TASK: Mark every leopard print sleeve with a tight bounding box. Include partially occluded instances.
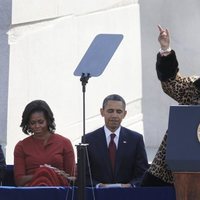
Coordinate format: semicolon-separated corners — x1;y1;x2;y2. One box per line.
149;51;200;184
149;74;200;184
161;73;200;105
147;133;174;184
156;50;200;104
149;50;200;185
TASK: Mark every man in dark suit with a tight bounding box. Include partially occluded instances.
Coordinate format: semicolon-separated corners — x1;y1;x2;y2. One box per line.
84;94;148;188
0;145;6;185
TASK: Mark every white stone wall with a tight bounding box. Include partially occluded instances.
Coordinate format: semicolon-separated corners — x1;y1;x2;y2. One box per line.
0;0;12;157
1;0;143;164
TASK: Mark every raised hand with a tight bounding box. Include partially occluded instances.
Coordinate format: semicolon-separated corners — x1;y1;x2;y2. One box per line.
158;25;170;50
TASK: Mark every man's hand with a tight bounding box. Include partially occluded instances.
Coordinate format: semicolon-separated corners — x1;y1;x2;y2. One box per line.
121;183;132;188
158;25;170;50
98;183;108;187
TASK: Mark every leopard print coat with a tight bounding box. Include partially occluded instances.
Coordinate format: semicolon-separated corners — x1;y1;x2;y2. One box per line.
148;73;200;184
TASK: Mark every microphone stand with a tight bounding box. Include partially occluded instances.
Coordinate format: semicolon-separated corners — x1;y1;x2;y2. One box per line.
76;73;90;200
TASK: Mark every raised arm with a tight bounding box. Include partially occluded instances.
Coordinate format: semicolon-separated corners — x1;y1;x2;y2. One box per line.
156;25;200;104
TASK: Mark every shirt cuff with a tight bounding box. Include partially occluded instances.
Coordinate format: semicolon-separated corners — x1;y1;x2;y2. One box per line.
159;47;172;56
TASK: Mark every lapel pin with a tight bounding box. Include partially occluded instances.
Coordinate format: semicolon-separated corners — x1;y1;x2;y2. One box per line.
123;141;127;144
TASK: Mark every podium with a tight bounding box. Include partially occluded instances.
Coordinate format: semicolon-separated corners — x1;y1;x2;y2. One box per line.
166;105;200;200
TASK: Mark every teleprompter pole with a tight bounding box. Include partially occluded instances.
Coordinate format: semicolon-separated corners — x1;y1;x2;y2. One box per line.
76;73;90;200
73;34;123;200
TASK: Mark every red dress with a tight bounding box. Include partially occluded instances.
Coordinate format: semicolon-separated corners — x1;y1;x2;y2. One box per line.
14;133;76;186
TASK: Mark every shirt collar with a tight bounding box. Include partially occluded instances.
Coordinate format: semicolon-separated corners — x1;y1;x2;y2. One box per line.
104;126;121;139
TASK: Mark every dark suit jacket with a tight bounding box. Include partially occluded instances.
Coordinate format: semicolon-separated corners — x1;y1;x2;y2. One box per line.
0;145;6;181
84;126;148;186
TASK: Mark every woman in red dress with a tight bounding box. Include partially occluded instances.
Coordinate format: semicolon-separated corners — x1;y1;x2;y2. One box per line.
14;100;76;186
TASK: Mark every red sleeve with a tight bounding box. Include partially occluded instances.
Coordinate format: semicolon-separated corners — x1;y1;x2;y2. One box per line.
14;141;26;180
63;138;76;176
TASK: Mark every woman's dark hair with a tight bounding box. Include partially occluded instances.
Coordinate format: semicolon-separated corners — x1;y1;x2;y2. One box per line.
102;94;126;109
20;100;56;135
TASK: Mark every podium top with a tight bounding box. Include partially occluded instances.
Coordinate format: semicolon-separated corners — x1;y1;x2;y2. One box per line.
166;105;200;172
74;34;123;77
